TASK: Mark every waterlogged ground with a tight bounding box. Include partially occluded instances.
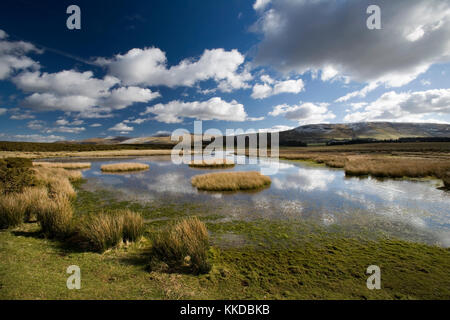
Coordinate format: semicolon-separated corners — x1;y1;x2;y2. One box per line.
2;154;450;300
53;153;450;248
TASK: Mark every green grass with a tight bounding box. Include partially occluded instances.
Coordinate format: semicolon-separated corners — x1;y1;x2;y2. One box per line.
1;180;449;300
1;222;449;299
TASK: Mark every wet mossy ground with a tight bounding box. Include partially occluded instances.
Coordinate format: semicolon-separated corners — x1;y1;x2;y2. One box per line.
1;181;449;299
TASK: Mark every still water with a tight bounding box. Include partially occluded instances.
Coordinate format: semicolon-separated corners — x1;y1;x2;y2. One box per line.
59;153;450;247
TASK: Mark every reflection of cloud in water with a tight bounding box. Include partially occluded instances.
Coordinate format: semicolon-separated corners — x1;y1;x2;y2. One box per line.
273;168;336;191
279;200;303;216
145;172;196;194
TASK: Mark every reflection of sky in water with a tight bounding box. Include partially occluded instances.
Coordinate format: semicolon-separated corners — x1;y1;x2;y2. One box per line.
75;154;450;247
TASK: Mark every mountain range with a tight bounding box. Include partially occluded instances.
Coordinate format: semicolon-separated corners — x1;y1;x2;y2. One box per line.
58;122;450;146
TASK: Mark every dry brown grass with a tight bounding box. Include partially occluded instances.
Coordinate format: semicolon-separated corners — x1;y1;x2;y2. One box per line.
189;159;235;169
74;210;145;252
33;162;91;169
101;163;149;172
0;193;26;229
0;165;81;230
191;171;271;191
20;187;49;222
117;209;145;242
151;217;210;274
36;193;73;238
279;152;347;168
0;149;174;159
344;155;450;179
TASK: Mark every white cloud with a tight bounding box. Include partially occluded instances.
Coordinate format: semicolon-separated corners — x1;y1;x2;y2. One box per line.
99;47;251;92
14;70;160;117
269;102;336;125
102;86;161;110
142;97;248;123
336;82;380;103
109;122;134;132
90;123;102;127
344;88;450;123
253;0;271;11
0;133;64;143
255;0;450;95
251;75;304;99
0;108;6;115
258;125;293;133
0;29;41;80
27;119;85;134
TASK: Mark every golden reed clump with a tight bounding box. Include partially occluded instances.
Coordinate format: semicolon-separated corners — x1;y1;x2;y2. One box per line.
189;159;235;169
33;162;91;170
151;217;210;274
74;210;145;252
101;163;149;172
191;171;271;191
0;166;81;231
344;156;450;178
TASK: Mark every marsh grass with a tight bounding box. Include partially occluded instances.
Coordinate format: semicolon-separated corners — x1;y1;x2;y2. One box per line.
189;159;235;169
344;156;450;178
279;153;347;168
0;193;26;229
191;171;271;191
75;212;124;252
119;209;145;242
36;193;73;238
33;162;91;169
151;217;210;274
20;187;49;222
74;210;144;252
101;163;149;172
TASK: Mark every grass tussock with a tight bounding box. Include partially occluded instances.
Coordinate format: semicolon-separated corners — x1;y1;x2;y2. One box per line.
0;164;82;231
0;193;26;229
151;217;210;274
36;194;73;238
20;187;49;222
101;163;149;172
33;162;91;170
191;171;271;191
189;159;235;169
74;210;144;252
119;209;145;242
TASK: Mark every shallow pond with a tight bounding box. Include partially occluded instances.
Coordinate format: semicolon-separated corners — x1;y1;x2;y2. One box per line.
50;153;450;247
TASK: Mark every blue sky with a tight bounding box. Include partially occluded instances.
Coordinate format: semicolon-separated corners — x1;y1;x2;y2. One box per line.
0;0;449;142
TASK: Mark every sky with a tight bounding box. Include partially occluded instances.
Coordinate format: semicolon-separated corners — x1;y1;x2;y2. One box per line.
0;0;450;142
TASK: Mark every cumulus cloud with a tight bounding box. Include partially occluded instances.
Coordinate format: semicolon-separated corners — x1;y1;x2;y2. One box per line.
13;70;160;117
258;125;293;133
251;75;304;99
344;88;450;123
0;29;41;80
269;102;336;125
253;0;271;11
141;97;248;123
108;122;134;132
98;47;251;92
0;108;6;116
0;133;64;143
27;119;85;134
254;0;450;92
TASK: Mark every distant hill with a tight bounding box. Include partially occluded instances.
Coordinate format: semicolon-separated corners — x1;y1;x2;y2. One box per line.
278;122;450;145
56;122;450;146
